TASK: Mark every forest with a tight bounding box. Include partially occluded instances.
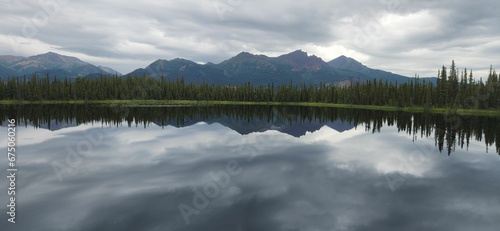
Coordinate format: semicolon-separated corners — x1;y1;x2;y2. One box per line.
2;104;499;155
0;61;499;110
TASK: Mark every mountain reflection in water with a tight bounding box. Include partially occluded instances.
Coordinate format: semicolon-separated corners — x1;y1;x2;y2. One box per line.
0;105;499;231
2;104;499;155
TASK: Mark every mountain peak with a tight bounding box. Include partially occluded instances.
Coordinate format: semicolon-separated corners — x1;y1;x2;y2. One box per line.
290;49;308;55
171;58;196;63
28;51;85;65
278;50;308;59
234;51;256;59
219;51;269;66
148;59;168;67
36;51;66;58
0;55;25;65
276;50;326;71
31;51;64;61
328;55;408;81
0;52;119;78
328;55;365;70
238;51;253;55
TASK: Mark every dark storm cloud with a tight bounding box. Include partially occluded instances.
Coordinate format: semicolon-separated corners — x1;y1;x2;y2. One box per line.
1;0;499;76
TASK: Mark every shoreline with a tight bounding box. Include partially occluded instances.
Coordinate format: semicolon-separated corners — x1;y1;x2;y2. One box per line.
1;100;500;116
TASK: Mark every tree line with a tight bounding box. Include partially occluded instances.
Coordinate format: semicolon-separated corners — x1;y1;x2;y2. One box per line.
2;104;499;155
1;61;499;109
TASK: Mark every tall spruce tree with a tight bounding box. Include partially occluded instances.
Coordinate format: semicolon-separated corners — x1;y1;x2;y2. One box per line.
438;65;448;106
448;60;459;106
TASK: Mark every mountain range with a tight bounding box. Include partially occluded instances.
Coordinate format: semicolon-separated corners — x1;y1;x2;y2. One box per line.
127;50;423;85
7;114;354;138
0;52;121;79
0;50;433;85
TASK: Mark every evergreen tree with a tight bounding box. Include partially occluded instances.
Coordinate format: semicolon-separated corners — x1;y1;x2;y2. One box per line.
437;66;448;107
448;60;459;105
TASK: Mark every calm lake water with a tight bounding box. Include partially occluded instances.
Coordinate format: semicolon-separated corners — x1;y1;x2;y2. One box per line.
1;105;499;231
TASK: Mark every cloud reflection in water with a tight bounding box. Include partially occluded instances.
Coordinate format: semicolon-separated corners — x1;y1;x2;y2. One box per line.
0;120;499;231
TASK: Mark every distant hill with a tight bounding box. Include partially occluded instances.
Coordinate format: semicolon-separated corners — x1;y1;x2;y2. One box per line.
0;65;20;78
0;52;121;79
329;55;410;83
127;58;229;84
98;66;122;76
126;50;429;86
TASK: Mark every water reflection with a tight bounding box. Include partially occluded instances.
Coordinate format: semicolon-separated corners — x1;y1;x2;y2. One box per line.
1;104;499;155
0;105;499;231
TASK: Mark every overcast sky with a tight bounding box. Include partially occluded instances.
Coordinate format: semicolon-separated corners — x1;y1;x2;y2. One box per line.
1;0;499;78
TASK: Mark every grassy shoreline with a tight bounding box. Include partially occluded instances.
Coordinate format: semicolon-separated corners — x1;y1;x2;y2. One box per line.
1;99;500;116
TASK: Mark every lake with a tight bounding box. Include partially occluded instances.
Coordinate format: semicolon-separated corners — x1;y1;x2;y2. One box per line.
1;105;499;231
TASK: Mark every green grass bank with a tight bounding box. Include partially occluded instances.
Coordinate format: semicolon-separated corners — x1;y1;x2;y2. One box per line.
1;100;500;116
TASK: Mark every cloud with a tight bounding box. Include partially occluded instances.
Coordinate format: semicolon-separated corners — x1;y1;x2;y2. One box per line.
1;0;499;77
3;119;500;230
